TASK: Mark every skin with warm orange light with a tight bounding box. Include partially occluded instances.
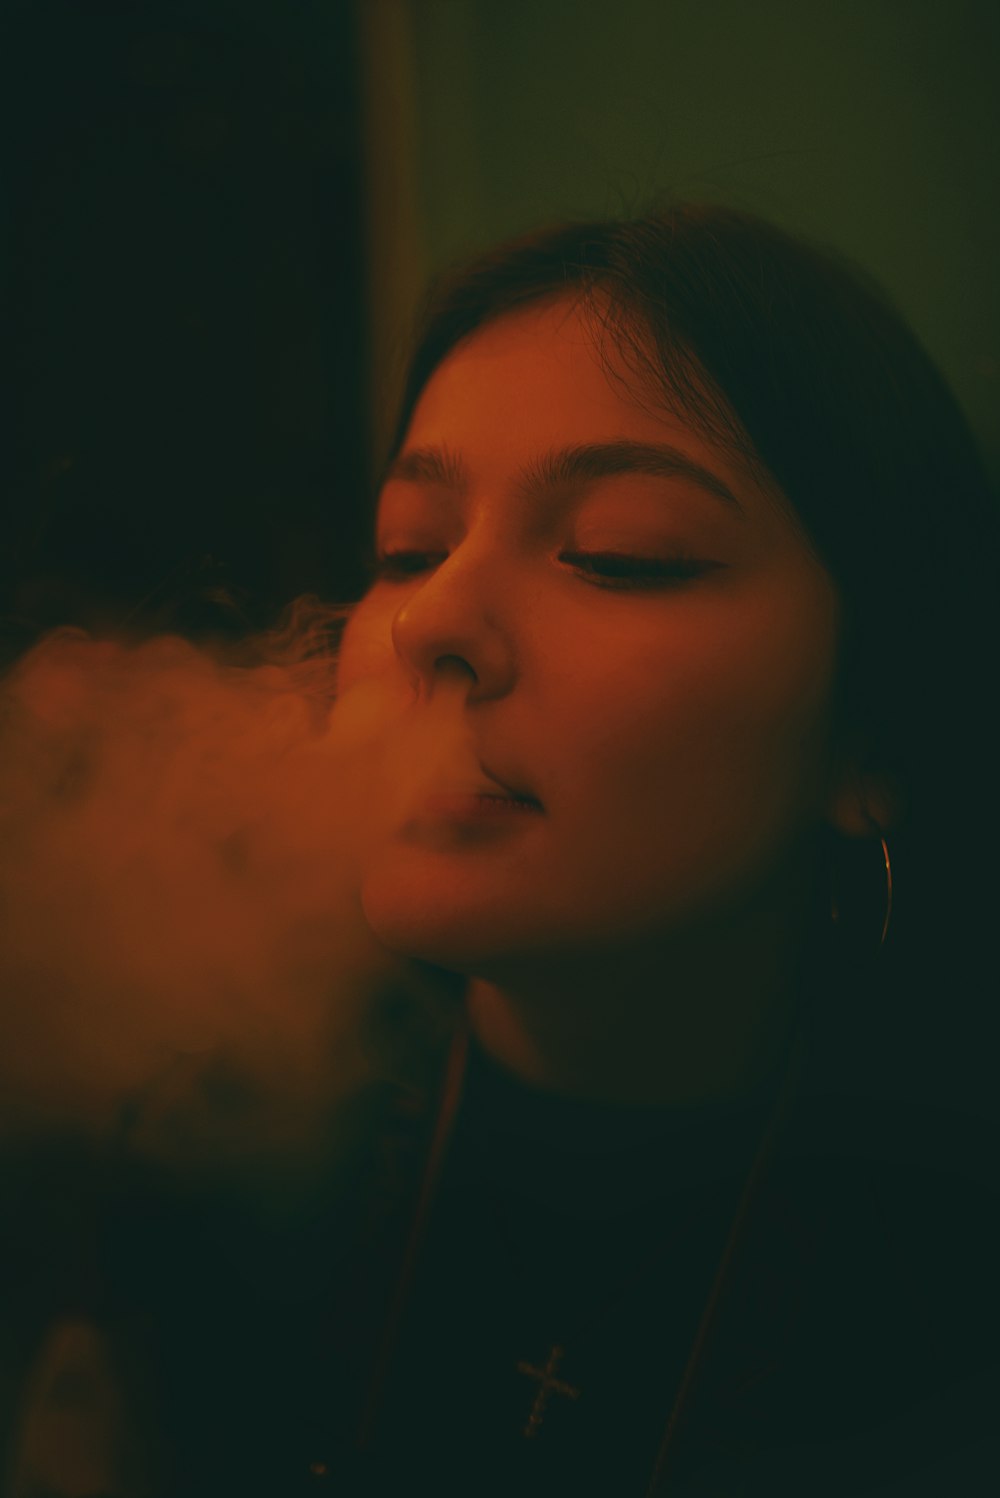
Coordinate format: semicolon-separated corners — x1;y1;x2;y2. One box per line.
337;298;871;1105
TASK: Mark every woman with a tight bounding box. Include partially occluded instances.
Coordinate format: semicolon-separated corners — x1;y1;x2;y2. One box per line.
321;204;999;1497
4;204;997;1496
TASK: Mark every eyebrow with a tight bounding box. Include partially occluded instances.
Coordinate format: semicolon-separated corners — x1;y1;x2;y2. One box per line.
383;445;469;492
381;439;743;511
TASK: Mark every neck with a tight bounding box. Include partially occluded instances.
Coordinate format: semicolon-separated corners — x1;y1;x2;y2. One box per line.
466;895;808;1108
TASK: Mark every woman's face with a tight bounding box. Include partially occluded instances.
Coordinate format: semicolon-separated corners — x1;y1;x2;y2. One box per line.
337;298;843;976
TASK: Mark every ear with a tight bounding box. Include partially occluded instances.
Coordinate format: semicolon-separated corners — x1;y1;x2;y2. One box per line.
827;763;902;840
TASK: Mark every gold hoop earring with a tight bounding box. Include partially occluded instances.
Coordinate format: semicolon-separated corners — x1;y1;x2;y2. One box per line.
829;820;893;950
873;826;893;947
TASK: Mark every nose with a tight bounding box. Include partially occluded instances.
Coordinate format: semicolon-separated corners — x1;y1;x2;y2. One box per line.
389;548;516;702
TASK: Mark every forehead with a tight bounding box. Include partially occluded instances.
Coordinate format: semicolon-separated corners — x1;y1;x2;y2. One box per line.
410;298;663;444
397;297;779;515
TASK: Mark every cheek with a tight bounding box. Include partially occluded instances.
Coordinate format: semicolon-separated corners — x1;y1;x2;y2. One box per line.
559;591;839;905
664;610;835;795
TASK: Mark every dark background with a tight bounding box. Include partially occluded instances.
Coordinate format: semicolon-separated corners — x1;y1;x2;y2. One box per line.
0;0;369;661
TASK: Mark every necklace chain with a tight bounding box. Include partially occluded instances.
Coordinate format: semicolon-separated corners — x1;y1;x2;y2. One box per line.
356;1016;805;1495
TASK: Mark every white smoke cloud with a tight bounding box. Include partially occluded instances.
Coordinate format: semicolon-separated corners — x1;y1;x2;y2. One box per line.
0;598;464;1196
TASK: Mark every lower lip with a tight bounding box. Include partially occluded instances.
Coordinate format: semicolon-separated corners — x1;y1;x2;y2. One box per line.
421;792;543;821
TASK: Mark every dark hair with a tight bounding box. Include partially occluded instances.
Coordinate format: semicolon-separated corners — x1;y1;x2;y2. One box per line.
380;204;999;1111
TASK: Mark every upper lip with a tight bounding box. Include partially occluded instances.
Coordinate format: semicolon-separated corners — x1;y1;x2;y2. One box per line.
426;765;541;806
481;764;541;805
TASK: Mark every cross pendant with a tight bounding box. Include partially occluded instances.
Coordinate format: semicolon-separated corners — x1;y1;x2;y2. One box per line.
516;1343;581;1438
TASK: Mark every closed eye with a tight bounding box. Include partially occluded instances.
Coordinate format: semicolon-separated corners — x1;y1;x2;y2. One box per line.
367;550;449;583
559;553;724;590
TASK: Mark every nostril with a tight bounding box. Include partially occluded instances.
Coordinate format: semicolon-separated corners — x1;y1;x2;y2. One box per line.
433;654;478;684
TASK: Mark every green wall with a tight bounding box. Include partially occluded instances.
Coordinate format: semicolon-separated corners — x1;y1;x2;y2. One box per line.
404;0;999;478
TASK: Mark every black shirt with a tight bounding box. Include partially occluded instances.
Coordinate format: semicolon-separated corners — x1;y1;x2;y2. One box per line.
347;1029;779;1497
2;1027;996;1496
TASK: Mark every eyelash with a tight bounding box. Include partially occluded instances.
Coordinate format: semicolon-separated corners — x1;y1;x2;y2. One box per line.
368;550;720;591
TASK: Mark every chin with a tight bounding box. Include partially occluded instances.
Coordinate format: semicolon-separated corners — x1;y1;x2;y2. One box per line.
360;870;541;977
362;894;491;974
